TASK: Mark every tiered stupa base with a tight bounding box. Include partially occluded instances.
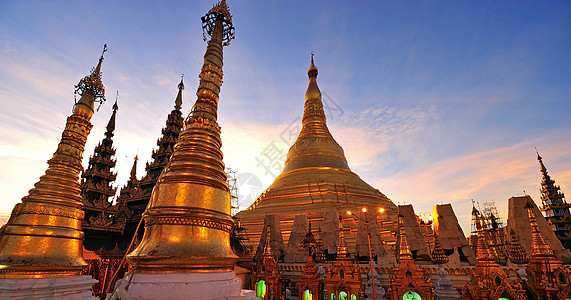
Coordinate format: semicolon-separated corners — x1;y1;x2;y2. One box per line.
0;276;97;300
107;271;258;300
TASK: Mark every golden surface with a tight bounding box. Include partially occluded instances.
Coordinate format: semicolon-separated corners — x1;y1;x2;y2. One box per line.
0;52;104;278
235;56;397;252
127;5;237;272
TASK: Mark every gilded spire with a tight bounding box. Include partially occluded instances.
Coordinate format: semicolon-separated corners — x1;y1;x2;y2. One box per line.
508;229;529;264
536;148;548;175
431;233;449;265
525;201;555;257
397;213;413;261
262;225;274;261
126;2;237;272
106;97;118;137
473;206;495;261
175;75;184;110
337;217;348;257
0;46;106;277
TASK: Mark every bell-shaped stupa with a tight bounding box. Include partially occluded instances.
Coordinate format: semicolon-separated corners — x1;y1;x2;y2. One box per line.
235;55;397;255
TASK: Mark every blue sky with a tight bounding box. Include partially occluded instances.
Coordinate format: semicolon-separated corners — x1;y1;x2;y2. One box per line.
1;1;570;234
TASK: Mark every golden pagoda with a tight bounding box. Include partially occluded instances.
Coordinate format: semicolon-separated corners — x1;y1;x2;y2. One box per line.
0;45;107;279
235;55;398;254
109;1;255;299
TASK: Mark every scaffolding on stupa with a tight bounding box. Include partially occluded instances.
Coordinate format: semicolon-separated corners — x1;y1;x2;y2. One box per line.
226;167;239;216
226;167;252;257
469;199;508;264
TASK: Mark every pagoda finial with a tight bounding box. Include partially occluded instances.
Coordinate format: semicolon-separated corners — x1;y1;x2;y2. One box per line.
397;213;413;261
75;44;107;105
201;0;235;46
536;147;549;176
308;52;318;79
175;75;184;110
524;200;555;257
105;92;118;136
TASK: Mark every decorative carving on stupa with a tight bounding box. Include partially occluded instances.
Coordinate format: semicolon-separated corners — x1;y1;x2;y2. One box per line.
536;150;571;250
81;99;129;257
324;218;361;300
0;45;107;278
252;227;282;300
521;200;571;299
121;77;185;245
235;55;398;255
389;213;434;300
463;207;525;300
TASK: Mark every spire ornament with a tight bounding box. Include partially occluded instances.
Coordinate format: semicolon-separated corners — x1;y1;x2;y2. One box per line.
75;44;107;106
201;0;235;46
175;75;184;110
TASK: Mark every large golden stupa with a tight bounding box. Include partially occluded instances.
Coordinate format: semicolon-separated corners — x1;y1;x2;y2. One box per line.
235;56;398;254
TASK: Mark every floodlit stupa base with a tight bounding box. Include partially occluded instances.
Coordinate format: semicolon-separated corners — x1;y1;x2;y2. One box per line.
0;275;97;300
107;271;258;300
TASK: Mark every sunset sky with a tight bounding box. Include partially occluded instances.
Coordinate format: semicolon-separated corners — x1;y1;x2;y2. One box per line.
1;1;570;234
